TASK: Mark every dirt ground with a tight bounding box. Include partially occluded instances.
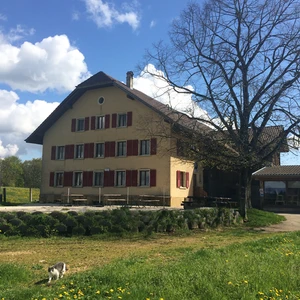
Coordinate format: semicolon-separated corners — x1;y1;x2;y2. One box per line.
0;204;299;233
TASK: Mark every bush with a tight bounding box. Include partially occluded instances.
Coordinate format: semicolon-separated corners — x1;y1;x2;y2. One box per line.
0;208;241;238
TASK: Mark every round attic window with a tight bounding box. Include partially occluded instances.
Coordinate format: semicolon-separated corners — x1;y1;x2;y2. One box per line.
98;96;105;105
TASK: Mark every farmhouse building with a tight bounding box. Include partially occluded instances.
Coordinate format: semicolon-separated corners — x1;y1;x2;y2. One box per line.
26;71;210;207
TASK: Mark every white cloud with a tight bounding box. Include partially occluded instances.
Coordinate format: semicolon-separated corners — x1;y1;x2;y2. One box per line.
72;11;80;21
0;141;18;158
134;64;209;120
0;34;90;93
0;89;59;159
0;13;7;21
150;20;156;28
84;0;140;30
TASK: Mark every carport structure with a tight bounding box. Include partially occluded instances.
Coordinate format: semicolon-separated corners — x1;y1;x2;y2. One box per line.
252;165;300;207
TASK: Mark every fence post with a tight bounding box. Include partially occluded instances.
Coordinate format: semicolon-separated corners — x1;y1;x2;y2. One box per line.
3;188;6;202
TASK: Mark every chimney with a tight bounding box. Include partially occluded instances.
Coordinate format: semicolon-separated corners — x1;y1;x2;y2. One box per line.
126;71;134;89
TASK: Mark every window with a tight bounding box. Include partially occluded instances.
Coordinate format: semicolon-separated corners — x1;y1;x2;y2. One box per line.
94;171;104;187
73;171;83;187
115;170;126;187
56;146;65;160
118;114;127;127
55;172;64;187
140;140;150;155
117;141;126;157
75;144;84;159
76;118;84;131
98;97;105;105
139;170;150;187
95;143;104;158
96;116;105;129
176;171;189;188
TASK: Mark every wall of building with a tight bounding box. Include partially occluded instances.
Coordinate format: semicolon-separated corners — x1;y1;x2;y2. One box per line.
41;86;180;205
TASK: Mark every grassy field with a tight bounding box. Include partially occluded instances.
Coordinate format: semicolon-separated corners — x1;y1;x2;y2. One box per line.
0;186;40;204
0;210;299;299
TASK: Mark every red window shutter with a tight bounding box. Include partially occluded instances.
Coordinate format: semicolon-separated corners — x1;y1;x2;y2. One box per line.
127;111;132;126
150;138;157;155
132;139;138;156
105;114;110;129
84;143;89;159
126;170;132;186
104;171;109;186
64;172;73;186
91;116;96;130
104;170;114;187
89;143;94;158
83;171;93;187
110;141;115;157
105;142;110;158
65;145;74;159
176;170;181;188
85;117;90;131
68;144;74;159
71;118;76;132
49;172;54;187
51;146;56;160
186;172;190;188
127;140;133;156
150;169;156;187
132;170;138;187
112;113;117;128
83;171;88;187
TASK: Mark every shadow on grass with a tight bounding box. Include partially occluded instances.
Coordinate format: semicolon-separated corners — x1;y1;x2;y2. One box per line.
34;278;49;285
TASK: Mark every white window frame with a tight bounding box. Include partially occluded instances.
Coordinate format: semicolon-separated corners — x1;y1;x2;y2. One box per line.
93;171;104;187
117;141;127;157
96;115;105;130
139;169;150;187
75;144;84;159
73;171;83;187
117;113;127;127
55;172;64;187
76;118;85;131
56;146;65;160
115;170;126;187
95;143;105;158
140;140;150;156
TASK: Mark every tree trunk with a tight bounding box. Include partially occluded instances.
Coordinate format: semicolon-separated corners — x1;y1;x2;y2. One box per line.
239;168;252;221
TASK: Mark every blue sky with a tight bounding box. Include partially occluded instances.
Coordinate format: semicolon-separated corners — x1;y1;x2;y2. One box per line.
0;0;298;165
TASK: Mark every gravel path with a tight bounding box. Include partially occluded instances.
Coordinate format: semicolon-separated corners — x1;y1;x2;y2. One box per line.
255;213;300;233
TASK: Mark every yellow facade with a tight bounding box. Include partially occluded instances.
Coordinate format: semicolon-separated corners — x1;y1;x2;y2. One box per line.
35;75;203;207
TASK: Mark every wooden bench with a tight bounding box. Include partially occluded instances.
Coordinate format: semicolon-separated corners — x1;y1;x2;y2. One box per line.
139;195;164;207
103;194;127;206
60;193;87;205
72;198;88;205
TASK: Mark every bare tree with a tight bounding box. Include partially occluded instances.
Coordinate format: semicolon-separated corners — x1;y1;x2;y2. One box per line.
141;0;300;219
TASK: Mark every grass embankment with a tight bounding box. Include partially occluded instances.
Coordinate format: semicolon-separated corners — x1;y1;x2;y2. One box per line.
0;187;40;204
0;209;297;300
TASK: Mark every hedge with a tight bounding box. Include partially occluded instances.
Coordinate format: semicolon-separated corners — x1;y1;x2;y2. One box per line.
0;207;242;238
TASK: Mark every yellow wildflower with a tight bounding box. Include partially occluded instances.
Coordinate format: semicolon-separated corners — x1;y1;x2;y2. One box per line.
96;290;101;294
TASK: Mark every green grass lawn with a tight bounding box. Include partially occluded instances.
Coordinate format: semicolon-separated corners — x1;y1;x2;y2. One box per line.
0;209;298;300
0;186;40;204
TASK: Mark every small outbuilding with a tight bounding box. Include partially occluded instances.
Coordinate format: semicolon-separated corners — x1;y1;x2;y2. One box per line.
252;165;300;207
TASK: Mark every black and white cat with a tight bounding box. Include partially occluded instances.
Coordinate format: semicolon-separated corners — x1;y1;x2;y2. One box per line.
48;262;68;283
